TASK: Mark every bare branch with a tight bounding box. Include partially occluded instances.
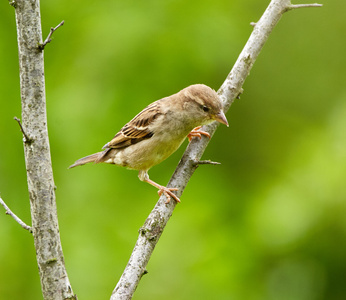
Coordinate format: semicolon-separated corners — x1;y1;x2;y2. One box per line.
14;116;33;144
38;20;64;50
0;196;32;233
13;1;75;298
111;0;323;299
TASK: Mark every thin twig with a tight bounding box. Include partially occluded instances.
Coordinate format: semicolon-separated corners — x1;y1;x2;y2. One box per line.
287;3;322;11
194;160;221;166
0;197;32;233
14;116;33;143
38;20;65;50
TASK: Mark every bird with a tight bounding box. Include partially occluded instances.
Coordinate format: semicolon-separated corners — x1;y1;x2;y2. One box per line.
69;84;228;203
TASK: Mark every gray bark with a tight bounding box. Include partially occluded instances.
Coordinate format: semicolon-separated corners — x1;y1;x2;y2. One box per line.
110;0;322;299
13;0;76;299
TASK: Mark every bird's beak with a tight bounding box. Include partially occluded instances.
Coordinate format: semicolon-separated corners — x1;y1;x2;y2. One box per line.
214;110;229;127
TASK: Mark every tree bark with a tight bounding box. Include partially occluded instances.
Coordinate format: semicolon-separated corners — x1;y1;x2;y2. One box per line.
13;0;76;299
110;0;322;299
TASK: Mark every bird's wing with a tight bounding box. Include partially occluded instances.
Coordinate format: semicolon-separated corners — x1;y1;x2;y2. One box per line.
103;101;162;149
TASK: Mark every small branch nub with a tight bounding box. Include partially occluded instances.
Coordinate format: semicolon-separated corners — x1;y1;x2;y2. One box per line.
237;88;244;99
9;0;17;8
14;117;33;144
38;20;65;51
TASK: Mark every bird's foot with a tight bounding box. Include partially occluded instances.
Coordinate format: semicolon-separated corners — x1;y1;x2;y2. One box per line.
187;126;211;142
158;186;180;204
143;176;180;204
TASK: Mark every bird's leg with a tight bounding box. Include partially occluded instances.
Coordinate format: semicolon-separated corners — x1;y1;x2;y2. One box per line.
187;126;211;142
138;170;180;204
145;178;180;204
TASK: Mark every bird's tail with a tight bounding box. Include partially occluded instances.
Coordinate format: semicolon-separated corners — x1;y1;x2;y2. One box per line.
69;152;104;168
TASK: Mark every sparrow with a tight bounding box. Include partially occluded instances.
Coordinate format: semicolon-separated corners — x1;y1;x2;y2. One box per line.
69;84;228;203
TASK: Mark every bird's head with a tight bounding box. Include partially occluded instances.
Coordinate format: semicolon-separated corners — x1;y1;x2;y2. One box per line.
182;84;229;127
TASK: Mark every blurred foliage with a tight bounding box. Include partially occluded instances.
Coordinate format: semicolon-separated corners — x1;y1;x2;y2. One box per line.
1;0;345;299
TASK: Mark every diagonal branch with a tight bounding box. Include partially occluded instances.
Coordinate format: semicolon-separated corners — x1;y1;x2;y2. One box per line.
110;0;322;299
0;196;32;233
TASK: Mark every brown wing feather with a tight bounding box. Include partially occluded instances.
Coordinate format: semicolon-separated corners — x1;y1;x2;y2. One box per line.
103;101;162;149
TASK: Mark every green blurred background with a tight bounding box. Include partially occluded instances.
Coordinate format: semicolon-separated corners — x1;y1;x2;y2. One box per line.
1;0;345;299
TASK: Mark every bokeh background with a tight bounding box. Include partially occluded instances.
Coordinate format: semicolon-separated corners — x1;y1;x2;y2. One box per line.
1;0;345;299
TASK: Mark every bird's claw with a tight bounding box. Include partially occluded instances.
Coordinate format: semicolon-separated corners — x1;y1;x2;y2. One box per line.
158;187;180;204
187;126;211;142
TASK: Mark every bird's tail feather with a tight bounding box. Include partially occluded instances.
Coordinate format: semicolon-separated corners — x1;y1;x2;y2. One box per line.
69;152;104;168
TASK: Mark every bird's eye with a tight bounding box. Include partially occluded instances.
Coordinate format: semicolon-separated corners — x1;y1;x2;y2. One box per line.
201;105;210;112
